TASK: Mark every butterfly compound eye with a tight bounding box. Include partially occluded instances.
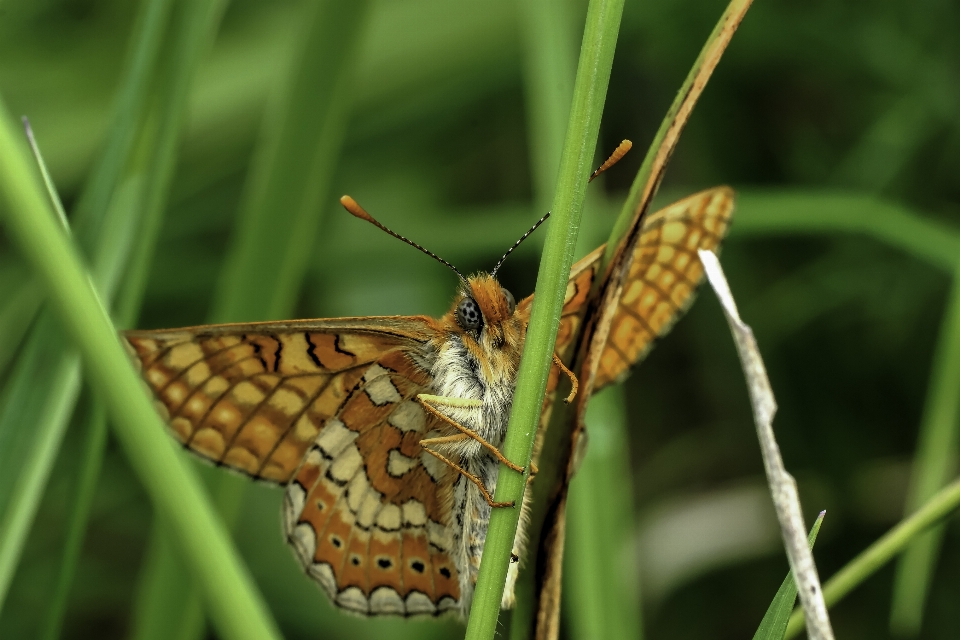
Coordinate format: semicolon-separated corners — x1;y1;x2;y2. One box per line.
456;297;483;333
501;288;516;315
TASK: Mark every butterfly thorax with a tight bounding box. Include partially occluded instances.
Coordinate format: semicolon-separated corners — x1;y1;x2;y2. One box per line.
428;277;526;443
424;274;528;614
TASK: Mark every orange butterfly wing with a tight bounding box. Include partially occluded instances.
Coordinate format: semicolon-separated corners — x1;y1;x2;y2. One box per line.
125;318;461;616
522;186;734;394
594;186;733;387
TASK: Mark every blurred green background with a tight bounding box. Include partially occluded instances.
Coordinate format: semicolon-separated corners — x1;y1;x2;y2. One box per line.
1;0;959;638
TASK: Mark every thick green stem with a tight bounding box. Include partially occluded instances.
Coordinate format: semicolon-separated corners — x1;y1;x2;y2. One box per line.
463;0;624;637
564;387;642;640
511;0;579;634
889;259;960;634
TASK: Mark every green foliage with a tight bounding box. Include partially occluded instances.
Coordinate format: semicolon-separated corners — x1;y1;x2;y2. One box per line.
1;0;960;638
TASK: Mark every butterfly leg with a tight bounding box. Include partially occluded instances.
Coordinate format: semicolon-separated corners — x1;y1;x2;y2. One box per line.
552;354;578;403
417;394;525;474
418;436;515;509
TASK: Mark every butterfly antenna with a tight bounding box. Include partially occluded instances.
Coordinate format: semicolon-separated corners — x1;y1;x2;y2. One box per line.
341;195;468;283
490;211;550;277
589;139;632;182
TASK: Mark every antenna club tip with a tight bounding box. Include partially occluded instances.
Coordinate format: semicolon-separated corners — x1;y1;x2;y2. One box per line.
340;195;374;222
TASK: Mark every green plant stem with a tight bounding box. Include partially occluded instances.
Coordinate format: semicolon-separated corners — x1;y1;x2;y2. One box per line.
564;387;642;640
31;0;225;634
785;477;960;639
601;0;753;271
463;0;624;637
0;123;79;578
39;402;108;640
511;0;578;633
889;258;960;634
511;3;752;636
0;100;283;640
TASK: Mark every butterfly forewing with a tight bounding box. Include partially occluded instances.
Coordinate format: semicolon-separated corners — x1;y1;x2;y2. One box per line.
282;347;461;616
126;319;434;481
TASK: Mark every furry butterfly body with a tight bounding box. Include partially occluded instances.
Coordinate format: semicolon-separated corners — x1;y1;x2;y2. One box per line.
125;187;734;618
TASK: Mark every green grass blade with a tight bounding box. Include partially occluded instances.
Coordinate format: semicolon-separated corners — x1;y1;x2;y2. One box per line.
509;0;579;633
38;401;108;640
785;478;960;639
889;260;960;634
0;0;176;617
21;117;69;233
753;511;826;640
71;0;176;247
31;0;227;634
564;387;643;640
733;190;960;272
601;0;753;270
464;0;624;637
512;2;753;635
0;95;284;640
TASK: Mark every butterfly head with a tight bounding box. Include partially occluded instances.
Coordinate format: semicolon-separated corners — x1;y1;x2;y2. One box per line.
340;194;538;353
452;274;522;350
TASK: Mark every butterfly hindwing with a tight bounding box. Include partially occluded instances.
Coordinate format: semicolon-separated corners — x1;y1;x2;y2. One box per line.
282;347;461;616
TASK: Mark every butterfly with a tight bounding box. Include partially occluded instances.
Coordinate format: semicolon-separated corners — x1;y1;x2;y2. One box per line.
124;184;733;619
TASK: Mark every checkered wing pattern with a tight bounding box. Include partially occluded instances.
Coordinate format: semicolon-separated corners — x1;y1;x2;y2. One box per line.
125;317;461;616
